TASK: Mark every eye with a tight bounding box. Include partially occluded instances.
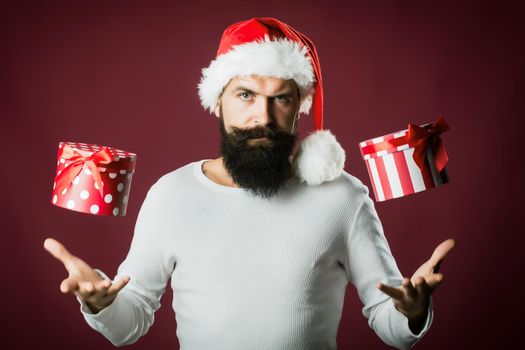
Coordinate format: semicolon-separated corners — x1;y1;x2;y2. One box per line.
238;92;253;101
274;95;290;104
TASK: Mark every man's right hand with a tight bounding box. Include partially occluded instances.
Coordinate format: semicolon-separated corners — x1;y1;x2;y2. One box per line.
44;238;130;314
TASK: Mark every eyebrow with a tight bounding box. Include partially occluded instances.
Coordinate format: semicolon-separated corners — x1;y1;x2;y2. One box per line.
232;86;296;98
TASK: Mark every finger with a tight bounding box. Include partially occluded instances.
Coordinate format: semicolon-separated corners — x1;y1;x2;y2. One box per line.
430;239;456;271
414;276;431;296
98;278;112;291
76;281;96;299
91;279;112;297
377;282;404;300
402;277;418;299
44;238;75;266
425;273;445;289
106;276;130;296
60;277;78;294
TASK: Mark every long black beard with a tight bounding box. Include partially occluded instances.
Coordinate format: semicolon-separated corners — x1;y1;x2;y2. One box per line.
219;116;297;199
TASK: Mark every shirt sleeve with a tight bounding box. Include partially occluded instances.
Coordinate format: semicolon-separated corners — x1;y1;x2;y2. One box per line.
344;188;433;350
79;182;175;346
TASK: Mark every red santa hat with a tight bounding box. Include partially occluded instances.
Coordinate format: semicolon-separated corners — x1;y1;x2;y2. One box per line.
198;17;345;185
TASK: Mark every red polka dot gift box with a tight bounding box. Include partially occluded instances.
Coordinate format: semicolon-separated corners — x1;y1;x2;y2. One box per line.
51;142;137;216
359;116;450;202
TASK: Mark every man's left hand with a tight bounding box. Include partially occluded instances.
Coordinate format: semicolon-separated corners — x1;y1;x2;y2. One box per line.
377;238;456;333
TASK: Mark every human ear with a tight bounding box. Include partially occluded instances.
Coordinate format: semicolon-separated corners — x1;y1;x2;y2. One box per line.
214;101;220;118
296;88;302;120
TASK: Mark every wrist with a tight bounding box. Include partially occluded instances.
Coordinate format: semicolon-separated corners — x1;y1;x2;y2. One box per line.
85;301;104;314
408;309;428;334
85;297;116;314
392;299;429;334
406;299;430;334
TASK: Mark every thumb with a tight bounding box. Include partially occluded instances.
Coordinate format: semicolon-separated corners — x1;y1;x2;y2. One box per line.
44;238;75;267
430;238;456;271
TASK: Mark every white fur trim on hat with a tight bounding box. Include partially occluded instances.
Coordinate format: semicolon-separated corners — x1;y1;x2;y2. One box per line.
198;35;315;114
294;130;346;185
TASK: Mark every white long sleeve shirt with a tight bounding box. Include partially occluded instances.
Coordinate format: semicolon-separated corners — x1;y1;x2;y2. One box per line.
81;159;432;349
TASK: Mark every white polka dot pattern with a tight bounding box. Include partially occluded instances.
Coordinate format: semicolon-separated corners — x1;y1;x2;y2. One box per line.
52;141;136;216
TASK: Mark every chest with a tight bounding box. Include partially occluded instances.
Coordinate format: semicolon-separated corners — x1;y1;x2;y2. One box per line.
166;197;348;295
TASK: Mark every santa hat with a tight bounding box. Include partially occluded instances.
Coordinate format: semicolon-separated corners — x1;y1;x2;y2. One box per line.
198;17;345;185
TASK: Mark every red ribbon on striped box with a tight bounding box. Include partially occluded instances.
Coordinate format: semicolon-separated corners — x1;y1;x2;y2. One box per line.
359;116;450;202
51;142;137;216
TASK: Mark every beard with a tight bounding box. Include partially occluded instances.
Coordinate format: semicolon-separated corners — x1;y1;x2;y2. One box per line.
219;114;298;199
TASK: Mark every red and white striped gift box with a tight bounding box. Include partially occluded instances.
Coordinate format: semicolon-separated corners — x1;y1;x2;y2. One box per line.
51;142;137;216
359;117;450;202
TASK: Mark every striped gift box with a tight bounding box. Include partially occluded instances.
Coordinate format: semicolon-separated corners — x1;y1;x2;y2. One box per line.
359;118;449;202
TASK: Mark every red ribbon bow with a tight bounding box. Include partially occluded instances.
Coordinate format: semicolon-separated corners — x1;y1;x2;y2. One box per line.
54;145;115;197
407;115;450;172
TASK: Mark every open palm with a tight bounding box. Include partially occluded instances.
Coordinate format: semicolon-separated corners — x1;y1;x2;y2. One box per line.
377;239;456;332
44;238;130;313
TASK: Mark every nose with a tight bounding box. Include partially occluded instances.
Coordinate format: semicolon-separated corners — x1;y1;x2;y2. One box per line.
253;97;272;126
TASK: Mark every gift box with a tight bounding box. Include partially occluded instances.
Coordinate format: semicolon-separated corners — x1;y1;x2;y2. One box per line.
51;142;137;216
359;116;450;202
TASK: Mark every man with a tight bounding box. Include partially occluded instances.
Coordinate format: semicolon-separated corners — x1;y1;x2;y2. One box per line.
44;17;455;349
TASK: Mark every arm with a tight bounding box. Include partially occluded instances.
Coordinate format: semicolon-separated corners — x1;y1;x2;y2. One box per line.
45;182;175;346
344;190;434;350
81;183;175;345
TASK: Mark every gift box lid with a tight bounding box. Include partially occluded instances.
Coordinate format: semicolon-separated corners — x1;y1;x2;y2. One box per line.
359;123;434;160
359;128;408;160
57;142;136;173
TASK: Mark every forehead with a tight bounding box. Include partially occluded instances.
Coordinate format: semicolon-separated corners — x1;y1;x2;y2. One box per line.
225;75;297;93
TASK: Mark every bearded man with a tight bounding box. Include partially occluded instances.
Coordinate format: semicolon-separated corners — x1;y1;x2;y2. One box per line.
45;17;455;350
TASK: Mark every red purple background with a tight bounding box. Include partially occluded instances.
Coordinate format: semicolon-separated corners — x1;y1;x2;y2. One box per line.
1;0;523;349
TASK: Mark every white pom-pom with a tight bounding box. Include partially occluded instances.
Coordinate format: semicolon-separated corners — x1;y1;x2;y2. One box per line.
294;130;346;185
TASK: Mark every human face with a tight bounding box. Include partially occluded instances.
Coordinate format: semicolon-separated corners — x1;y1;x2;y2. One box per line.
215;75;301;198
214;75;301;138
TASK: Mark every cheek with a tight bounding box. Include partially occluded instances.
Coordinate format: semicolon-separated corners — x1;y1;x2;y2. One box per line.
221;102;251;128
281;116;296;131
276;106;299;129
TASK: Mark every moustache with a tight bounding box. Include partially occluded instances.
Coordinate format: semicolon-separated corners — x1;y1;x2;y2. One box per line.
229;125;290;142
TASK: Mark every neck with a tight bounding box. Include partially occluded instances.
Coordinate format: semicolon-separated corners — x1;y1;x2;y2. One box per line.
201;157;239;188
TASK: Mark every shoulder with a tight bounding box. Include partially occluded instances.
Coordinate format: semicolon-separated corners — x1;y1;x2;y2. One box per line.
146;160;202;199
293;170;372;213
322;170;371;200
